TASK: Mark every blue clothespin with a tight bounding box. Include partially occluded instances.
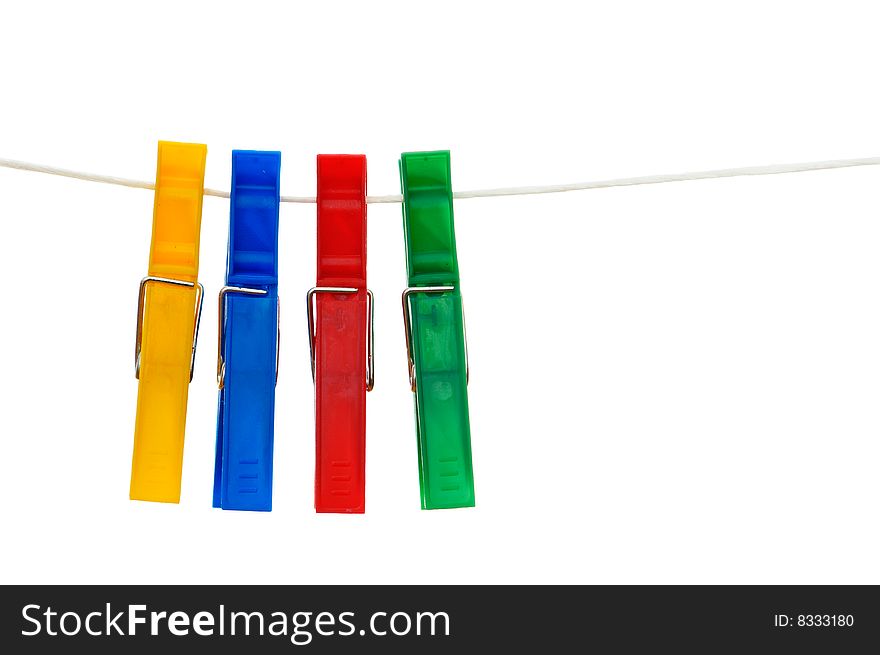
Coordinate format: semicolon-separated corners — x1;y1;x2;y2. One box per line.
213;150;281;511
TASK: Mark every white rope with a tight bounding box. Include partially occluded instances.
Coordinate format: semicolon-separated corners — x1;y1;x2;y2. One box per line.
1;156;878;205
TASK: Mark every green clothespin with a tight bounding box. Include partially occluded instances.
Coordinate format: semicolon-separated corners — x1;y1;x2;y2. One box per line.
399;150;474;510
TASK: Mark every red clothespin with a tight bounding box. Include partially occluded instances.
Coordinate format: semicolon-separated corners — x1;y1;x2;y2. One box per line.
307;155;373;513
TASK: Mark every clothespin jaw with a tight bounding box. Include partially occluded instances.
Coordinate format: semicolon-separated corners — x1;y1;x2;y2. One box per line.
399;150;474;510
307;154;372;513
213;150;281;511
131;141;207;503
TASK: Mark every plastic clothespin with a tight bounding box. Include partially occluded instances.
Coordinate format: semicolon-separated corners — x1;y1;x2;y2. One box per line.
399;150;474;509
131;141;207;503
213;150;281;511
307;154;373;513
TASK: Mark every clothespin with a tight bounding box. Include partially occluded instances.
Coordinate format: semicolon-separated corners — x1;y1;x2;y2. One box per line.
213;150;281;511
131;141;207;503
307;154;373;513
399;150;474;509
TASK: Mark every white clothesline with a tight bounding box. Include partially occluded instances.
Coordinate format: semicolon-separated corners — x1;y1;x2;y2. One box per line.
1;156;878;205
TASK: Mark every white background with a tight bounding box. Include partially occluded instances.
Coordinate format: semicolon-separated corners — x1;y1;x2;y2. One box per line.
1;0;879;584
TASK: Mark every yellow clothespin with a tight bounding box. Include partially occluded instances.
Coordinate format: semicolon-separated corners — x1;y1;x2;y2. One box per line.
130;141;207;503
